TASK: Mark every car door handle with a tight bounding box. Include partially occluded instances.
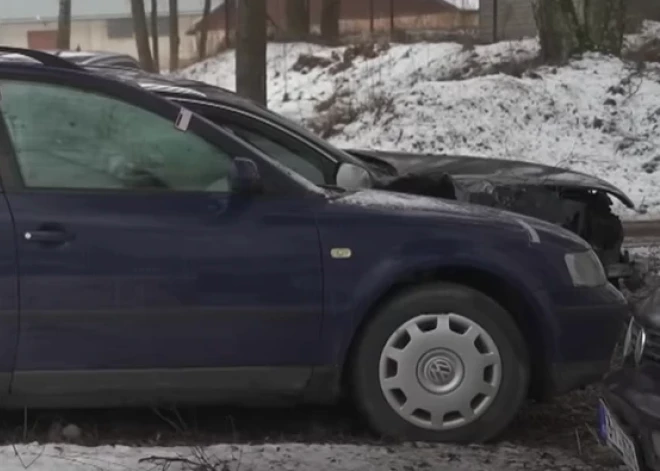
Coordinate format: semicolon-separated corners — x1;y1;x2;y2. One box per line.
24;230;74;244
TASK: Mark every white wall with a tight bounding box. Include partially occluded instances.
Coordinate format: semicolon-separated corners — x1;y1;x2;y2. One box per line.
0;14;203;69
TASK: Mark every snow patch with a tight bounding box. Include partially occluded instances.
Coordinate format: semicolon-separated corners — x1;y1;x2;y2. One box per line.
337;189;472;212
0;441;614;470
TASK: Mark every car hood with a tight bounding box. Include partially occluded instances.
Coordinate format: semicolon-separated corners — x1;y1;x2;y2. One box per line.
346;149;635;209
332;189;591;251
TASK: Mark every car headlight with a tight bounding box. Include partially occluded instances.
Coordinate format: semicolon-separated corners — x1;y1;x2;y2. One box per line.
564;250;607;287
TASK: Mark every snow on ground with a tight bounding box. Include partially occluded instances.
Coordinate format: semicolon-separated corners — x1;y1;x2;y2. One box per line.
0;441;623;471
180;22;660;220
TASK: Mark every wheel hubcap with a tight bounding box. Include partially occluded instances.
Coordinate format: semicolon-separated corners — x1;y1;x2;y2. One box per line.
378;313;502;431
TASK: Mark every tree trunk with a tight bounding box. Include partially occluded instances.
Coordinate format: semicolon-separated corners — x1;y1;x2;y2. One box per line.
236;0;267;105
150;0;160;72
533;0;627;63
131;0;154;71
369;0;374;35
286;0;310;39
225;0;232;47
198;0;212;59
56;0;72;50
320;0;340;43
169;0;179;70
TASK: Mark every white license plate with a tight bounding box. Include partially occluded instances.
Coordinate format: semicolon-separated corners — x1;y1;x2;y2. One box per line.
599;400;641;471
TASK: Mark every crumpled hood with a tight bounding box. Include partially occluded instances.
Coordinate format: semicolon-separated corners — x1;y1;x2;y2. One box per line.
346;149;635;209
334;189;591;250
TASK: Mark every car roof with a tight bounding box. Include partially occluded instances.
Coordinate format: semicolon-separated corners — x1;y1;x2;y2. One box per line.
0;49;140;69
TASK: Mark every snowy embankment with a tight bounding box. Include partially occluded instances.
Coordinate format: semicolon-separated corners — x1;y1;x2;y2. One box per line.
180;22;660;220
0;441;618;471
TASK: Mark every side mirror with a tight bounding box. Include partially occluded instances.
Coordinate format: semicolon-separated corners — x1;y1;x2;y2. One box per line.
230;157;264;195
336;162;372;190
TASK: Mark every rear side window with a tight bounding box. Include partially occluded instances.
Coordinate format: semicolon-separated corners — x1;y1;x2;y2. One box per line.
0;80;233;192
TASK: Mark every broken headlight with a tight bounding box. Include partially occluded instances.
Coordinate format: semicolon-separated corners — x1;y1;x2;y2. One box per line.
564;250;607;287
622;317;642;359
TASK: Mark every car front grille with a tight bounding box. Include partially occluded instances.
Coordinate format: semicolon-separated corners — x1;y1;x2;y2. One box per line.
624;317;660;365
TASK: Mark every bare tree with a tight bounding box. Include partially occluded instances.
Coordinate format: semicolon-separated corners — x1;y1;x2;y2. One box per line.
56;0;72;50
236;0;267;105
198;0;212;60
286;0;310;38
320;0;340;43
169;0;179;70
369;0;375;34
533;0;627;63
151;0;160;71
131;0;154;72
224;0;233;48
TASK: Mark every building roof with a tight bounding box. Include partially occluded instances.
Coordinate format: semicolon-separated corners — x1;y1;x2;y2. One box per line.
188;0;477;34
0;0;223;24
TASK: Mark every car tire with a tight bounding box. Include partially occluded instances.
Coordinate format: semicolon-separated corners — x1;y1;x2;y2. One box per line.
351;281;530;443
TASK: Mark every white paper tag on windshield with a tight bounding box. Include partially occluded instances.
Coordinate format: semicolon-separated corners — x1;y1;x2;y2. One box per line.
174;108;192;131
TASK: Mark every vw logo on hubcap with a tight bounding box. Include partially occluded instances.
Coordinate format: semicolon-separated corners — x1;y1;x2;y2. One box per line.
425;357;455;386
416;349;464;394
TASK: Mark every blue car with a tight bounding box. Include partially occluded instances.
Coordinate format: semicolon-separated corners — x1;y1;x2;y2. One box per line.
0;47;627;443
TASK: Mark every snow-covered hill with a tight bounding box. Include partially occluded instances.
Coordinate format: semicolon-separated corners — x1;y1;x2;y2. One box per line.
180;22;660;220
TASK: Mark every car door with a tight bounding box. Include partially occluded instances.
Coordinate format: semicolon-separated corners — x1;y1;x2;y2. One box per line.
0;74;324;401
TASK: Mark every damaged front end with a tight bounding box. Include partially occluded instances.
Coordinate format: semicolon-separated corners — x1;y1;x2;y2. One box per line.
455;180;635;286
352;149;638;288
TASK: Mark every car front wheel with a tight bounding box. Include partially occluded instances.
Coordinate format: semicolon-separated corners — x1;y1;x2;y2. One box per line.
351;281;530;443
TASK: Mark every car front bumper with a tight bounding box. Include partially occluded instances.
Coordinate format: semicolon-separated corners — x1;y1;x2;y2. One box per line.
601;365;660;471
540;283;629;398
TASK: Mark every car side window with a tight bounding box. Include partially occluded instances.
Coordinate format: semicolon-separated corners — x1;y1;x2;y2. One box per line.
0;80;233;192
222;123;328;186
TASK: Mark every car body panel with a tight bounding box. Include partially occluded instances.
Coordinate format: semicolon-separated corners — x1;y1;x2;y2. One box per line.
7;193;324;373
